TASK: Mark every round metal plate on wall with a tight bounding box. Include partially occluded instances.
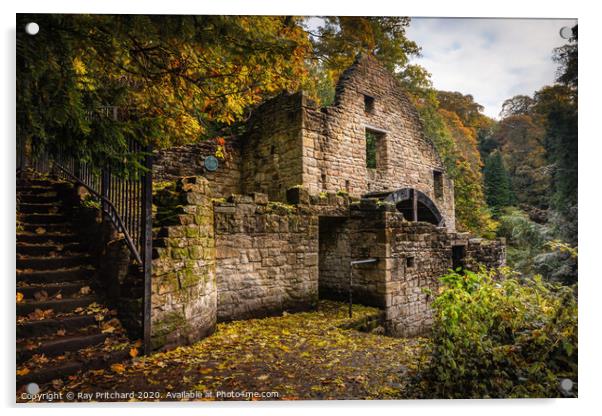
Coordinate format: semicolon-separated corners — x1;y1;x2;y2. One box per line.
204;155;219;172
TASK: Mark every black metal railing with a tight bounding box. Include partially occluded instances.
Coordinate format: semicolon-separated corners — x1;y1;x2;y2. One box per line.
17;135;153;354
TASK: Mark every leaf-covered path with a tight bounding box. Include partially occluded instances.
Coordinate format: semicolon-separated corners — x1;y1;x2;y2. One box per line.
28;301;430;401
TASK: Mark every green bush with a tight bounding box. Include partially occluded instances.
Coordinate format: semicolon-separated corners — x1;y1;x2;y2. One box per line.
417;268;577;398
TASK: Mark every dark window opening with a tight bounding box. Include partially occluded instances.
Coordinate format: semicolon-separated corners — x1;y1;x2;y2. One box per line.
365;128;385;170
452;245;466;273
270;145;276;155
434;170;443;199
364;95;375;114
345;180;350;192
406;256;415;268
321;173;327;190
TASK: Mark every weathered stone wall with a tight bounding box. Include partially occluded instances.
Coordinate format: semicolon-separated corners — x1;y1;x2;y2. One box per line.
466;237;507;271
240;93;304;201
345;202;391;308
317;216;351;302
313;197;505;338
151;177;217;351
153;139;241;197
385;217;455;337
214;193;319;321
301;54;456;230
317;200;389;308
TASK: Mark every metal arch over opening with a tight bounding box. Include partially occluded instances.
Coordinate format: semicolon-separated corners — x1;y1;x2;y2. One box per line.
384;188;445;227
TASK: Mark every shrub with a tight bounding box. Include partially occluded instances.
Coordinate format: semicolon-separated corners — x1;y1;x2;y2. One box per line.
416;268;577;398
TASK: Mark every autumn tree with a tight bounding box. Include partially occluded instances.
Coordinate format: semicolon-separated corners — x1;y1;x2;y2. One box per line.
17;14;311;170
490;115;550;209
306;17;431;104
436;108;497;236
499;95;536;119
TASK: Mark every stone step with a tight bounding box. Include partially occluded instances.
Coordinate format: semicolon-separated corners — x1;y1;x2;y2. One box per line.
28;179;57;186
17;232;80;244
17;254;92;270
17;313;97;338
21;223;73;233
17;296;96;316
18;202;63;214
17;331;109;361
17;346;130;386
17;266;94;283
17;280;92;300
19;213;68;224
16;242;83;256
18;193;61;204
17;186;56;194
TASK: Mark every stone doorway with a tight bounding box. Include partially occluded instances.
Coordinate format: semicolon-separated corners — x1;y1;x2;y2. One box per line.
317;216;350;301
452;244;467;272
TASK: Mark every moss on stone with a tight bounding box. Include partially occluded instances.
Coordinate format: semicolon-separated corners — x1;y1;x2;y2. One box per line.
267;201;296;215
151;309;189;350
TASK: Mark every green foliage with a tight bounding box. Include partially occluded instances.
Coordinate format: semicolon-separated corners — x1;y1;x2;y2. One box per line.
81;194;101;210
418;268;577;398
497;208;577;284
535;85;578;217
483;150;514;213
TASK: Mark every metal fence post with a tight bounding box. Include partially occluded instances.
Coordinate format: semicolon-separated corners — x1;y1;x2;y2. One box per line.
101;168;110;218
141;145;153;355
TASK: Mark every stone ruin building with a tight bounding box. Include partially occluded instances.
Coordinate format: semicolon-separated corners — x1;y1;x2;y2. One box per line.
150;54;506;350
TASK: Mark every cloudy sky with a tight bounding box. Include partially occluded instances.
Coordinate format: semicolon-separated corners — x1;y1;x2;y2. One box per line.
406;17;577;118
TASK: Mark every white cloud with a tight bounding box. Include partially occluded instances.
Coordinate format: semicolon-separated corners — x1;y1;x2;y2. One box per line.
407;17;577;118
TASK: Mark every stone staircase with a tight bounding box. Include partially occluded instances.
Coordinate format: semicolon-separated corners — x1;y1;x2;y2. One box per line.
16;177;132;386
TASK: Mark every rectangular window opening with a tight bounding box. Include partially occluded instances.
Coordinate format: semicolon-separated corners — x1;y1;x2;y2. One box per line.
365;128;386;170
364;95;375;114
434;170;444;199
406;256;415;268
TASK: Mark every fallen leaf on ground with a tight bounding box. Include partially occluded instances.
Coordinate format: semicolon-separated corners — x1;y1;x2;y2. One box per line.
111;363;125;374
33;290;48;302
35;227;46;235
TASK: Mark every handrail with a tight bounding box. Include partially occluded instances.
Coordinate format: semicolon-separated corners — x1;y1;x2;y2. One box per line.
19;137;153;354
52;161;144;265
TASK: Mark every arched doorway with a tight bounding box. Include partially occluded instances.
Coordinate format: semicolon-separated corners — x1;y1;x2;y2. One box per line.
383;188;445;227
